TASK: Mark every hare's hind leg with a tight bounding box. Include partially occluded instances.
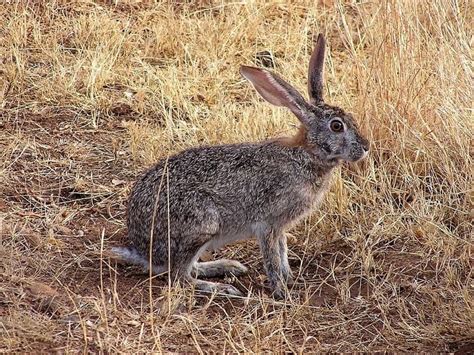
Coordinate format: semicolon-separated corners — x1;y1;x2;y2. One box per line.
173;239;243;297
190;279;243;296
193;259;248;278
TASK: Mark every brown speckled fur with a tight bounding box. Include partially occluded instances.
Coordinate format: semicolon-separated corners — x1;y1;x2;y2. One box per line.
113;34;369;299
274;125;309;148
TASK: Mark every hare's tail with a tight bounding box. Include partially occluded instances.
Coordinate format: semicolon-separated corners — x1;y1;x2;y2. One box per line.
111;246;145;265
111;246;167;275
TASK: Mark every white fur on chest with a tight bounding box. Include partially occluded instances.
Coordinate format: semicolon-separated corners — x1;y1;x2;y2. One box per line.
304;175;332;211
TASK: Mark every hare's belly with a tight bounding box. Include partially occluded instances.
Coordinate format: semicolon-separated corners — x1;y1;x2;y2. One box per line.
204;180;330;251
207;226;255;251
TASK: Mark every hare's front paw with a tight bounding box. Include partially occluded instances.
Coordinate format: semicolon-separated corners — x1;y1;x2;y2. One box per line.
284;271;295;286
272;286;288;300
286;276;295;287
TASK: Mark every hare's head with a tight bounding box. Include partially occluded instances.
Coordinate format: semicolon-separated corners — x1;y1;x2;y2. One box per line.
241;34;369;164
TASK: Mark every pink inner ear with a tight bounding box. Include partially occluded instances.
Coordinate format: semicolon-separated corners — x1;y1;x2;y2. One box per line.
240;66;292;107
252;85;287;107
240;65;312;126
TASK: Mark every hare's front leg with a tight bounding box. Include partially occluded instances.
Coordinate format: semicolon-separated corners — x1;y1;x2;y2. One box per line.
278;233;294;286
257;228;288;299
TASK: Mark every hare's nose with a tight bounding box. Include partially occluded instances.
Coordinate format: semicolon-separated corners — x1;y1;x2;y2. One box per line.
362;149;369;159
362;139;369;152
360;140;369;159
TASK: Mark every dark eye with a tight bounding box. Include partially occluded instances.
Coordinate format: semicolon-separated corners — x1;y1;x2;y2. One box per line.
330;119;344;132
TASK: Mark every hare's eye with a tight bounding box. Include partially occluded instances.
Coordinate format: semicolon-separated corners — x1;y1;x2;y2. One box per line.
330;119;344;132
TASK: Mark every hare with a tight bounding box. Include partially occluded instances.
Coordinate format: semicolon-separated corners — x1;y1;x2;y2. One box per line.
112;34;369;299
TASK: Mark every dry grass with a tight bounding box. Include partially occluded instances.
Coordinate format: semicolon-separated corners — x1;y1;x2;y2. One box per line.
1;0;473;352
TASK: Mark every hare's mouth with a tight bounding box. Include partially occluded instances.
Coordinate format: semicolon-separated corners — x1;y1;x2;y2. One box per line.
321;143;332;154
348;151;368;163
352;147;369;162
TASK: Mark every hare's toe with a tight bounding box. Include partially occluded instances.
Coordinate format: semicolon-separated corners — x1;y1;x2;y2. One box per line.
285;272;295;286
224;260;249;276
192;279;243;297
272;287;287;300
194;259;248;278
216;283;243;296
269;280;291;300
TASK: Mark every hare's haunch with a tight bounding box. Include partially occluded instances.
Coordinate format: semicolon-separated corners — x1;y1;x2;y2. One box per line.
113;34;369;299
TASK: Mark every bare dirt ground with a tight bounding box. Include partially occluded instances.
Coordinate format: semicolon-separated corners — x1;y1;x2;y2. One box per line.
1;1;473;353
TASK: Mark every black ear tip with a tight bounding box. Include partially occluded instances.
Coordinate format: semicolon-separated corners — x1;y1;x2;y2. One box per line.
316;33;325;45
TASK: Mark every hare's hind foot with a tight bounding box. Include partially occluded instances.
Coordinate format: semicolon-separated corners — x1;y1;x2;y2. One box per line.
193;259;248;278
190;278;243;296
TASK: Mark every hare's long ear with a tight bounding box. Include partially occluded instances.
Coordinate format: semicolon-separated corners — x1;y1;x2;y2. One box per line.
240;66;313;126
308;33;326;104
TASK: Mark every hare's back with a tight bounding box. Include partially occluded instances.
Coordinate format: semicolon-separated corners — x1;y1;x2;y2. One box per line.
153;142;305;192
130;141;311;209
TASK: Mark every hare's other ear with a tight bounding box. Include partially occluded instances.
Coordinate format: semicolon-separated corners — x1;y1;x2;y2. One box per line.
308;33;326;104
240;65;312;126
